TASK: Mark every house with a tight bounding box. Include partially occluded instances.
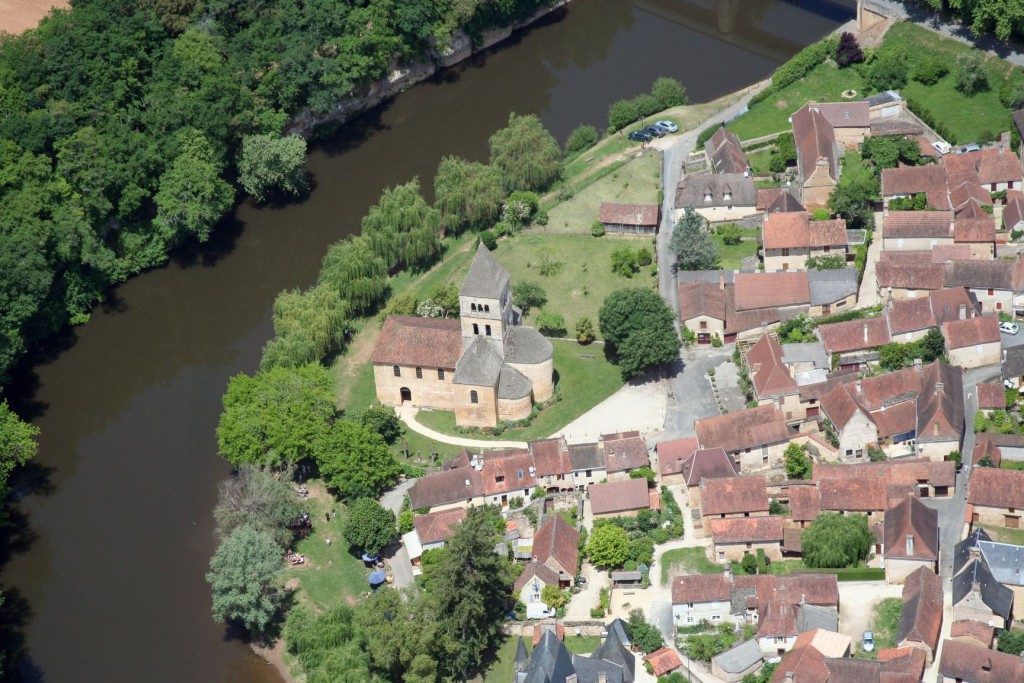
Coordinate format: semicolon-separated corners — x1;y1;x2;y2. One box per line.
1005;190;1024;232
514;562;562;617
479;449;538;508
699;476;770;531
876;261;946;302
944;257;1024;315
883;494;939;583
977;383;1007;414
882;211;954;251
589;478;652;518
1014;109;1024;161
678;277;727;344
408;450;485;511
772;638;925;683
705;126;749;175
708;516;785;562
761;211;849;272
817;360;964;461
886;286;978;344
644;649;682;678
816;316;891;357
529;437;573;493
660;443;737;505
968;467;1024;529
675;173;758;224
1004;347;1024;388
373;244;553;428
746;334;801;422
953;528;1018;626
938;638;1024;683
864;90;905;119
695;404;791;471
787;485;822;528
731;573;841;656
672;573;732;626
598;202;660;235
807;269;860;317
404;508;466;563
711;639;763;683
757;187;805;214
568;442;606;490
896;567;943;665
950;619;995;648
814;101;870;149
602;431;649;480
514;625;635;683
955;217;998;258
972;435;1003;467
881;165;951;210
531;514;580;586
942;314;1001;369
792;103;841;209
945;147;1024;192
734;272;810;314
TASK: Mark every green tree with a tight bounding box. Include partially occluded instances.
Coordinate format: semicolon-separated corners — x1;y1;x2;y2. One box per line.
217;363;335;468
284;603;373;681
343;497;397;556
0;401;38;521
955;52;988;95
599;288;681;378
878;342;909;371
318;237;390;314
541;584;567;610
999;628;1024;655
866;52;908;91
801;512;873;568
361;179;442;271
828;169;879;231
238;133;308;202
261;285;351;370
565;124;600;156
206;525;284;636
153;129;234;243
358;404;402;444
213;465;302;547
354;587;440;680
670;208;718;270
626;608;665;653
920;327;946;361
434;156;507;233
784;443;812;480
740;553;758;574
575;317;595;344
432;507;513;680
313;420;401;500
535;311;567;337
861;135;922;170
488;113;562;192
913;54;949;85
717;224;742;246
651;77;688;109
611;247;639;277
512;281;547;314
587;524;630;568
608;98;641;132
867;445;887;462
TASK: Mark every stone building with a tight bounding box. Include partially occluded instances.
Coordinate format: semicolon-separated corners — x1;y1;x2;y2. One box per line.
372;243;553;428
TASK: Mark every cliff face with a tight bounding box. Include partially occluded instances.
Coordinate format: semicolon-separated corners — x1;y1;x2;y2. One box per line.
287;0;569;136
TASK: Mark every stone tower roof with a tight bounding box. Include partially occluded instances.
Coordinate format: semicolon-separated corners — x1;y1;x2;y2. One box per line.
460;242;510;299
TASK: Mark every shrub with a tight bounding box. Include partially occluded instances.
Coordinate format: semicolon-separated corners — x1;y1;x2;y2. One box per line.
608;98;641;132
651;77;689;109
773;36;838;90
535;311;567;337
512;281;548;314
508;496;524;509
740;553;758;574
575;317;595;344
696;124;719;148
611;247;639;277
534;209;548;226
636;246;653;266
710;334;722;348
592;221;606;237
718;223;743;245
507;191;539;219
1001;78;1024;110
866;51;908;91
811;207;830;221
912;54;948;85
479;230;498;250
835;32;864;67
977;129;996;145
565;124;600;156
954;53;988;95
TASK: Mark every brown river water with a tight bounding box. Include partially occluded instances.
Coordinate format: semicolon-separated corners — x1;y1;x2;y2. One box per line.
1;1;853;680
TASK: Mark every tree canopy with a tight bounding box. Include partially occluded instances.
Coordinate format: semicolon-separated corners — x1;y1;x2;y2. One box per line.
261;285;351;371
801;512;874;568
670;208;718;270
434;156;507;234
488;113;562;192
343;498;397;556
313;420;401;500
587;524;630;568
206;524;285;636
217;363;336;468
213;465;302;547
598;288;681;379
784;443;812;480
238;134;308;202
361;179;442;272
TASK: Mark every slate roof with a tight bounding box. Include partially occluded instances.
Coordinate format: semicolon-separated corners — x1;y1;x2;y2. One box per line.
816;101;870;128
876;261;946;290
734;271;810;310
1014;109;1024;141
711;639;762;675
746;334;798;399
939;638;1024;683
529;437;571;477
950;619;995;647
672;573;731;604
603;433;649;473
883;211;953;239
675;173;756;208
705;126;749;175
461;242;510;298
506;326;553;364
793;103;839;185
695;404;790;453
532;514;579;577
590;478;650;515
807;268;859;306
881;165;951;210
589;623;634;683
498;364;533;400
700;475;769;516
678;279;727;322
816;316;891;354
978;382;1006;410
896;567;943;654
570;656;625;683
884;495;939;561
521;629;576;683
708;516;784;544
780;342;830;369
968;466;1024;510
453;336;503;386
372;316;462;367
599;202;660;227
952;557;1014;622
413;508;466;545
568;442;604;471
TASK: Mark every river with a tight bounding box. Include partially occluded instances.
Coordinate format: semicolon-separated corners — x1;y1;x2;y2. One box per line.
1;1;853;680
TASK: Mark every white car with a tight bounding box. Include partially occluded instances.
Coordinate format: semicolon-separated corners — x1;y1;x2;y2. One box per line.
654;120;679;133
862;631;875;653
1000;321;1020;335
932;140;951;155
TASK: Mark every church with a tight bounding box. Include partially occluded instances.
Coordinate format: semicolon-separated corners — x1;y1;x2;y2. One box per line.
371;243;554;428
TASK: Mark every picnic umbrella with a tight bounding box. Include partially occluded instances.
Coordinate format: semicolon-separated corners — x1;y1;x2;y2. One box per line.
367;571;387;585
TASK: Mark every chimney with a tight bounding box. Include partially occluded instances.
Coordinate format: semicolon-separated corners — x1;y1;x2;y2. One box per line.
936;382;944;394
969;545;982;562
719;272;726;290
863;324;869;343
959;304;967;320
598;674;607;683
906;533;915;556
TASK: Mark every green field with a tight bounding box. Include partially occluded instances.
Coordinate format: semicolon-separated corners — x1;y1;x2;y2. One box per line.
660;547;724;583
545;150;662;235
712;227;760;270
415;339;624;440
981;524;1024;546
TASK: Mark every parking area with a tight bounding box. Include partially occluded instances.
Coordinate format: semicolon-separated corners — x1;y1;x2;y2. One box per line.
663;346;733;441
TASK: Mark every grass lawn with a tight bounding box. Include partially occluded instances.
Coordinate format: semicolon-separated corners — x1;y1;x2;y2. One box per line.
981;524;1024;546
712;227;759;269
496;232;656;337
869;598;902;653
879;23;1018;145
727;62;864;140
660;547;723;584
746;147;774;175
545;150;661;235
475;635;602;681
415;339;624;441
287;486;370;609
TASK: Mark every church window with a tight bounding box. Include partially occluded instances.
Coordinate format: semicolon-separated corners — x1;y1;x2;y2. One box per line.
473;323;479;335
485;325;492;336
471;303;477;312
470;390;479;404
393;365;401;377
484;304;490;312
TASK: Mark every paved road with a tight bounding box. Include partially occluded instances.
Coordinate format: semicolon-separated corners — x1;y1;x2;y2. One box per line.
379;478;416;588
663;347;733;442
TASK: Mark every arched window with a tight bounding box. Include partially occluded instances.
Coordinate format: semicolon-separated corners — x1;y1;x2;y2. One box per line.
471;303;477;312
472;323;479;335
485;325;492;336
470;390;479;404
484;304;490;312
393;365;401;377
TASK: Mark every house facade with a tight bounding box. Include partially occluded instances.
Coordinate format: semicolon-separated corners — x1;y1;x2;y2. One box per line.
943;314;1001;369
883;495;940;584
675;173;757;224
761;211;849;272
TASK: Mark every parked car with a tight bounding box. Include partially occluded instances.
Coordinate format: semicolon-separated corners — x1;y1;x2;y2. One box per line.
654;120;679;133
628;129;653;142
644;126;665;138
862;631;875;653
576;576;587;586
957;143;982;154
932;140;951;155
1000;321;1020;335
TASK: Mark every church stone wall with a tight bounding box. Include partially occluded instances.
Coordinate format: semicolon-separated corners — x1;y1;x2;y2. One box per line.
498;395;533;422
453;383;498;428
374;363;456;411
509;358;555;403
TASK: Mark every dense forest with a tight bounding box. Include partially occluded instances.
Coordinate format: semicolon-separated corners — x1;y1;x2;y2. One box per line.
0;0;552;384
913;0;1024;42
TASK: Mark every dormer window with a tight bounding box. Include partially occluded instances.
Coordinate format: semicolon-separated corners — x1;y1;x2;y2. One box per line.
496;475;504;483
704;192;712;203
723;191;731;201
517;469;524;479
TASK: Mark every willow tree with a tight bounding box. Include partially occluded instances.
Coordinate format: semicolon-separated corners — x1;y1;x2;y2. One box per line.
488;113;562;192
318;236;389;314
434;156;507;233
801;512;873;568
361;179;441;272
261;285;350;369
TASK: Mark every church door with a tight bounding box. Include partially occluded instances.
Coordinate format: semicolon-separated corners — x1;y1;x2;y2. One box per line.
400;387;412;403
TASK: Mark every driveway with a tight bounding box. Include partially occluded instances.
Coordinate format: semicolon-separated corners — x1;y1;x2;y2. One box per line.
663;347;733;441
857;211;883;308
556;376;668;443
837;581;903;644
379;478;416;588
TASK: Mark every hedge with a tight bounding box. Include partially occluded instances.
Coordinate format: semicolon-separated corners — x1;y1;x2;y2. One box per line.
696;124;720;148
905;97;958;145
772;36;839;91
793;567;885;581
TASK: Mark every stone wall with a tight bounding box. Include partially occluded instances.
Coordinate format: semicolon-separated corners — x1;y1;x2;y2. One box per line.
498;394;533;422
453;382;498;427
374;363;456;410
509;357;555;403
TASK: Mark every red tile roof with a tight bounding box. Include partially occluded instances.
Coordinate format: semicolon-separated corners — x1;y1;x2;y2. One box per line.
763;211;811;250
372;316;462;367
788;485;822;520
968;466;1024;509
816;101;871;128
954;217;996;243
881;165;951;210
746;334;798;399
757;187;794;211
816;316;891;354
671;573;730;604
886;296;934;335
793;103;839;186
528;437;571;477
603;433;649;473
942;314;999;349
532;513;579;577
884;211;953;239
972;434;1003;467
734;272;810;310
709;516;784;544
409;459;484;509
950;619;994;647
599;202;660;227
678;280;727;322
590;478;651;515
480;449;537;496
706;126;749;175
514;560;560;591
819;478;887;512
875;262;946;290
884;495;939;560
897;567;943;655
939;638;1024;683
656;436;699;476
978;149;1024;185
944;258;1020;290
700;476;769;516
932;244;974;262
645;648;683;676
695;404;790;453
413;508;466;545
978;382;1006;410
